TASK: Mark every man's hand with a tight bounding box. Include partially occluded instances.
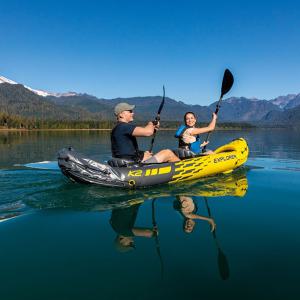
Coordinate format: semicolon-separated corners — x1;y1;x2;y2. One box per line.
151;120;160;130
152;227;159;237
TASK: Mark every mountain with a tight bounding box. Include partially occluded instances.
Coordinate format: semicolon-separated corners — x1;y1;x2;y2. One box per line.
284;94;300;109
0;75;78;98
261;105;300;127
270;94;297;108
209;97;281;122
46;94;212;122
1;74;300;126
0;83;104;121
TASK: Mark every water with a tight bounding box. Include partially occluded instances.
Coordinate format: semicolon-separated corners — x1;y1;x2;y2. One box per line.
0;129;300;300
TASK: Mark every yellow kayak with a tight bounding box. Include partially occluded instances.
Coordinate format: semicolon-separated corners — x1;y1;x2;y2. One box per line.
58;138;249;188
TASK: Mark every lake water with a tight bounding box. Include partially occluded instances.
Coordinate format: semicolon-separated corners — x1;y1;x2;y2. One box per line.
1;129;300;300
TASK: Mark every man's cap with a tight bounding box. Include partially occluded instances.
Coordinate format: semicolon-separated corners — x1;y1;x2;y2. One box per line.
114;102;135;116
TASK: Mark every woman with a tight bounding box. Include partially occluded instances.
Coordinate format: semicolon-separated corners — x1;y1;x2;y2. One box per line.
175;112;217;154
174;196;216;233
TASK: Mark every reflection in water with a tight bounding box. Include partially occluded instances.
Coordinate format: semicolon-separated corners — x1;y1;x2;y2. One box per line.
107;170;247;280
0;168;248;218
17;167;248;212
0;201;26;223
110;203;157;252
174;196;216;233
0;167;248;280
2;129;300;169
106;191;236;280
204;197;230;280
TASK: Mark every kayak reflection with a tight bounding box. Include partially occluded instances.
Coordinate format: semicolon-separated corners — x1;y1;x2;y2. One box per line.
22;168;248;212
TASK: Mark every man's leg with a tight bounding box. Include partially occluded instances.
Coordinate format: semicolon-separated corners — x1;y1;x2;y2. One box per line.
143;149;180;163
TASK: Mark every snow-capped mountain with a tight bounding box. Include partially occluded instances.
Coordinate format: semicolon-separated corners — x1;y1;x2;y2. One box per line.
270;94;296;108
0;76;18;85
0;75;77;97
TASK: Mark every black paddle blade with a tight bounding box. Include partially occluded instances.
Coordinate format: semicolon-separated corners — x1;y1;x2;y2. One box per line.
221;69;234;97
157;85;165;115
218;249;230;280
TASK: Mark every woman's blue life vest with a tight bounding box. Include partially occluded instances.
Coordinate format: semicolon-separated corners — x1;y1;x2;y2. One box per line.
175;125;201;154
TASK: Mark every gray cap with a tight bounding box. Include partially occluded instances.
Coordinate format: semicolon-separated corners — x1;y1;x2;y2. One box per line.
114;102;135;116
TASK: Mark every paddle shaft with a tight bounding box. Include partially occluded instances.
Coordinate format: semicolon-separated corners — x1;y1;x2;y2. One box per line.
149;115;160;153
149;86;165;153
202;96;222;153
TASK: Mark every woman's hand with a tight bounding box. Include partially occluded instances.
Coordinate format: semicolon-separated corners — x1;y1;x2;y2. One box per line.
182;128;196;143
208;218;216;232
201;140;209;147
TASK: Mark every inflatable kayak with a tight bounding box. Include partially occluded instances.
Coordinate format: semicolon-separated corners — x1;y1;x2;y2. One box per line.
24;169;248;213
57;138;249;188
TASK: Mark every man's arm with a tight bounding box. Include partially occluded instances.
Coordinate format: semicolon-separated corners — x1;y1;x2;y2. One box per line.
132;122;157;137
132;227;157;237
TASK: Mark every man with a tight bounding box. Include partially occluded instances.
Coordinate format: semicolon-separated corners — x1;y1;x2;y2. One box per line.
110;203;157;253
111;102;180;163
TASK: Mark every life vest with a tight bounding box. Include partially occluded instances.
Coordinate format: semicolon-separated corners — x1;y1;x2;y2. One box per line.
174;125;201;154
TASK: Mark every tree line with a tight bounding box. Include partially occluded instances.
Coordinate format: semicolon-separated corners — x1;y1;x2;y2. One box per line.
0;111;255;130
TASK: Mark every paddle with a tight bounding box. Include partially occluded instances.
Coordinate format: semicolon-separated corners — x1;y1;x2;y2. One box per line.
204;197;230;280
202;69;234;153
149;86;165;153
151;198;164;279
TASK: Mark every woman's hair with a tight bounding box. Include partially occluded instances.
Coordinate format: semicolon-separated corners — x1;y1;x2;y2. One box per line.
173;196;198;213
174;196;198;234
184;112;197;125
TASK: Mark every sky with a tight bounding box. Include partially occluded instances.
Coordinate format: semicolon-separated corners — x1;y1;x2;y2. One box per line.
1;0;300;105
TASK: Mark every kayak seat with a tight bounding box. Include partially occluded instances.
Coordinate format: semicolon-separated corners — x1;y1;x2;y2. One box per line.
107;158;136;168
173;148;196;160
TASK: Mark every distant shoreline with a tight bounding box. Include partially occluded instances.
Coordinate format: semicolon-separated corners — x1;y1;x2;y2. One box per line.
0;127;254;132
0;128;112;131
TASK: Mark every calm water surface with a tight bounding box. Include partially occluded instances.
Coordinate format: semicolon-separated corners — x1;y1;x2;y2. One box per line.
0;129;300;300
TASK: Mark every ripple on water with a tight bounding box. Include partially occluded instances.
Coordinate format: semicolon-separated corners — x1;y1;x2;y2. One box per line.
247;157;300;172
